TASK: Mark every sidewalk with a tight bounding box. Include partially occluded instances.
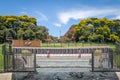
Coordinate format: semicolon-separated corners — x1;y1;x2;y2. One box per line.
116;72;120;80
0;73;12;80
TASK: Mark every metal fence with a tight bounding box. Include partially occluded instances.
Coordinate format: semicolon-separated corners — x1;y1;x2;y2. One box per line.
92;42;120;72
2;44;36;72
3;42;120;72
13;46;110;54
112;42;120;71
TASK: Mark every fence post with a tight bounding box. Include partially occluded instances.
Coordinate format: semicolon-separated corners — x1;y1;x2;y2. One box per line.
109;49;113;69
2;44;6;72
92;52;94;72
34;52;36;72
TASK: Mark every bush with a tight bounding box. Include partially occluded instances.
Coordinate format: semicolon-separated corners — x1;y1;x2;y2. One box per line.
94;50;102;56
22;50;32;56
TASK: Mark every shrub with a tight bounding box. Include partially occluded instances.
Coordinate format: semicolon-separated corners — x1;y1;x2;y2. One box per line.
22;50;32;56
94;50;102;56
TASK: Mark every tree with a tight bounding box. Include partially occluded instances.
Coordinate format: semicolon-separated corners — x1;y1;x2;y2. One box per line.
109;34;120;42
114;20;120;37
17;28;24;39
37;26;49;42
74;18;120;43
0;15;50;43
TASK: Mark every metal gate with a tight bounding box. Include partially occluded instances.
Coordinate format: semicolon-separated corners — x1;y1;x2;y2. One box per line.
13;46;110;72
92;43;120;72
3;43;120;72
2;44;36;72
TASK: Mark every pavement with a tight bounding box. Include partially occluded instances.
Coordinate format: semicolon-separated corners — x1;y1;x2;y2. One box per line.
116;72;120;80
0;72;120;80
0;73;12;80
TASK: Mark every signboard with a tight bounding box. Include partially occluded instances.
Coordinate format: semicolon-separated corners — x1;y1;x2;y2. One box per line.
12;40;41;47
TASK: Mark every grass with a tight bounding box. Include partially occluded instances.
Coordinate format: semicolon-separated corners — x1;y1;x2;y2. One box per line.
0;44;12;70
114;54;120;68
42;42;116;50
0;44;4;69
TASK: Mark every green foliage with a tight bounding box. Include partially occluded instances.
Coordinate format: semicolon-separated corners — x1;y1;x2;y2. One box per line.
115;42;120;54
42;42;115;49
94;50;102;56
0;15;49;43
63;24;76;42
0;44;3;69
22;50;32;56
109;34;120;42
114;54;120;68
74;18;120;43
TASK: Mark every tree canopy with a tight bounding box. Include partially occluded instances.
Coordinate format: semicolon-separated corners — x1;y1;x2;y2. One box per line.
1;15;120;43
0;15;50;43
74;18;120;43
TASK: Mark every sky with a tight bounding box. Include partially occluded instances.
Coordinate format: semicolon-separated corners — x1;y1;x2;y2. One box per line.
0;0;120;38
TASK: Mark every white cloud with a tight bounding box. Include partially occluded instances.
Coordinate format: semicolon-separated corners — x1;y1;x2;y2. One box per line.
53;23;62;27
20;10;48;22
35;11;48;21
57;8;120;24
115;15;120;19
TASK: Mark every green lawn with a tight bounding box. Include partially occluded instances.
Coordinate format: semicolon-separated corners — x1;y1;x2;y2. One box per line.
114;54;120;68
42;42;115;49
0;44;4;69
0;44;12;70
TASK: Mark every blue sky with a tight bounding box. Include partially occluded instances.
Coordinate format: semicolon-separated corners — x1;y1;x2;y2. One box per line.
0;0;120;37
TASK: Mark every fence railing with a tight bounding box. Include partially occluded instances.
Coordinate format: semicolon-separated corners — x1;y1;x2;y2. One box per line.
13;46;110;54
92;42;120;72
2;42;120;72
2;44;36;72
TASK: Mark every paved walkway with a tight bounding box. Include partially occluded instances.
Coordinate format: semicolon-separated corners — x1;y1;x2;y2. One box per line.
0;73;12;80
116;72;120;80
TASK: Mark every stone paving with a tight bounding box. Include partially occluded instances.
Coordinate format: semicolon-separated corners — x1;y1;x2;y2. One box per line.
116;72;120;80
0;73;12;80
12;72;119;80
1;71;120;80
